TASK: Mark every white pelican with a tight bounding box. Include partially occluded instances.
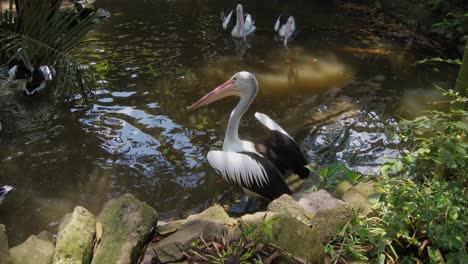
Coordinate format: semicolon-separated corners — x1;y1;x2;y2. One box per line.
0;185;13;205
8;49;53;96
274;15;296;46
221;4;256;41
191;71;310;200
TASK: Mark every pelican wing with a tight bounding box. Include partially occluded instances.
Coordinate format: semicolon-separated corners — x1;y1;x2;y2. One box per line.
39;66;53;81
222;10;233;30
254;112;309;178
0;185;13;205
274;16;281;32
288;17;296;38
8;65;18;81
207;150;290;199
255;112;292;139
244;13;256;35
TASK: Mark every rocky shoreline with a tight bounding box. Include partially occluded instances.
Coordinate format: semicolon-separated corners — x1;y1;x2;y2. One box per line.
0;182;375;264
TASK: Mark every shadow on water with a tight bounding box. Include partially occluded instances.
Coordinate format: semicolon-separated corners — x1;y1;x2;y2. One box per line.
0;0;457;244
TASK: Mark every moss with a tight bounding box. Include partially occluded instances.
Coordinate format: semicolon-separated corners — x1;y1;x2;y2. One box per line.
91;194;158;264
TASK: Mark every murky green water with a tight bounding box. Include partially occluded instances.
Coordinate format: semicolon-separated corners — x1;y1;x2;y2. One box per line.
0;0;454;245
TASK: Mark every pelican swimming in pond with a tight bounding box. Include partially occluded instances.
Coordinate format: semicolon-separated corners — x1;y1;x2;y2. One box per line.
0;185;13;205
274;15;296;46
191;71;311;201
221;4;256;41
8;49;53;96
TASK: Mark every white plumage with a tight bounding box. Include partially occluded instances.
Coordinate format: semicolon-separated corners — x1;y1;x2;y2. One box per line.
208;151;269;188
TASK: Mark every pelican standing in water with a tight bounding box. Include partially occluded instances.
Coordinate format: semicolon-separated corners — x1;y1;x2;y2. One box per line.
274;16;296;46
8;49;53;96
191;71;311;203
221;4;256;41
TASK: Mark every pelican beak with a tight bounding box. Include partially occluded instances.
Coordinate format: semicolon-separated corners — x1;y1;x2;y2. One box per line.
190;79;239;109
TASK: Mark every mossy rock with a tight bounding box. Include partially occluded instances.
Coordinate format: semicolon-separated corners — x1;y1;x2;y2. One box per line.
0;225;10;264
91;193;158;264
10;232;55;264
53;206;96;264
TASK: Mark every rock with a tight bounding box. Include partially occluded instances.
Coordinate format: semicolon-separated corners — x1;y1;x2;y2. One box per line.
0;225;10;264
335;181;353;198
232;211;324;263
156;205;233;236
342;189;373;216
268;194;315;224
91;193;158;264
353;181;376;197
142;219;226;264
10;233;55;264
53;206;96;264
293;190;354;242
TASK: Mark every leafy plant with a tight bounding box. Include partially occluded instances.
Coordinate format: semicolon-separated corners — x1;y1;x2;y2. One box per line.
0;0;105;99
382;89;467;183
186;216;287;264
311;164;362;190
431;12;468;39
414;57;462;66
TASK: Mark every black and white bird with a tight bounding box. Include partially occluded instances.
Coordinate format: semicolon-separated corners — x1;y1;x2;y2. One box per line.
0;185;13;205
221;4;256;41
191;71;311;201
7;49;53;96
274;15;296;46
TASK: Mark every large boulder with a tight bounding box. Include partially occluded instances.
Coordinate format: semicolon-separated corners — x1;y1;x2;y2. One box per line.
53;206;96;264
293;190;354;242
10;232;55;264
91;194;158;264
268;194;315;224
234;212;324;263
156;205;233;236
143;219;226;263
0;225;10;264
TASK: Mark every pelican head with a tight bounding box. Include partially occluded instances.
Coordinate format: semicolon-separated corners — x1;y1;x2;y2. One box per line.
191;71;258;109
236;4;246;41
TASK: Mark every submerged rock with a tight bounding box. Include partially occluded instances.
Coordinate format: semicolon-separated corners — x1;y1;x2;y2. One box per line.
91;193;158;264
10;232;55;264
53;206;96;264
0;224;10;264
143;219;226;263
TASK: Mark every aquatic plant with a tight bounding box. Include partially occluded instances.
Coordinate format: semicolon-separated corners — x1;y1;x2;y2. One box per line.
0;0;105;99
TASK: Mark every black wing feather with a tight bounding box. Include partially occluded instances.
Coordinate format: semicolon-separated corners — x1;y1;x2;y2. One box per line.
255;130;309;179
236;152;291;200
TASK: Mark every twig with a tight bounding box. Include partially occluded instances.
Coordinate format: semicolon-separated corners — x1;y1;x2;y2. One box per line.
334;236;347;264
264;251;281;264
265;243;307;264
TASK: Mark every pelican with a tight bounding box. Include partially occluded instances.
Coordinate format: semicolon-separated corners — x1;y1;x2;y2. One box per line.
274;16;296;46
8;49;53;96
221;4;256;41
0;185;13;205
191;71;311;201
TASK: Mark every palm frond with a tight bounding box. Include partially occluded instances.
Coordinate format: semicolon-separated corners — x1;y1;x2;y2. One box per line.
0;0;106;99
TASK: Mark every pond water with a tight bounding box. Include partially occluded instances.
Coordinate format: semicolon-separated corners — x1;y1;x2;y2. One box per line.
0;0;453;245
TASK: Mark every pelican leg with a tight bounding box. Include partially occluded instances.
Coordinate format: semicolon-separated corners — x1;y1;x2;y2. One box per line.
228;195;251;216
